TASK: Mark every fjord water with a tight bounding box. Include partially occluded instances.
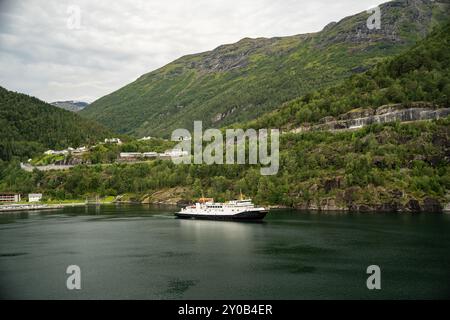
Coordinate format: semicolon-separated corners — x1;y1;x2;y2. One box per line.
0;205;449;300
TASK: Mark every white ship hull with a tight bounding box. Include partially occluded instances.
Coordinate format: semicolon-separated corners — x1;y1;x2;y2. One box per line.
175;209;268;221
175;199;268;221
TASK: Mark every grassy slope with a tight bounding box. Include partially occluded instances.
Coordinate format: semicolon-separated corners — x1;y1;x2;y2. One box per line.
81;0;449;137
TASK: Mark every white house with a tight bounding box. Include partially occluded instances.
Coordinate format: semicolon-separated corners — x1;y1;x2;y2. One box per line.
138;136;153;141
28;193;43;202
105;138;122;145
73;146;87;154
44;149;68;155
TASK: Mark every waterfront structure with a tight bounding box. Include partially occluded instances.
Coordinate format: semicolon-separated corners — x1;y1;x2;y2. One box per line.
28;193;43;202
0;204;63;212
0;193;21;203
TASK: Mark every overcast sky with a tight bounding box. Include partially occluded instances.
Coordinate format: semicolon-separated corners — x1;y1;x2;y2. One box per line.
0;0;386;103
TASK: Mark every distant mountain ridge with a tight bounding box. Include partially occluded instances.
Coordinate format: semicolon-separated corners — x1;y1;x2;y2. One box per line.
81;0;449;137
51;100;89;112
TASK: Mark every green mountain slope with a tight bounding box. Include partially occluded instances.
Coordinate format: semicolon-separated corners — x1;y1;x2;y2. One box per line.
81;0;449;137
0;86;112;161
246;18;450;130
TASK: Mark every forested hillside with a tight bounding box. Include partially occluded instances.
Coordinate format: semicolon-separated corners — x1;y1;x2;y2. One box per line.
1;117;448;211
0;86;112;161
81;0;449;137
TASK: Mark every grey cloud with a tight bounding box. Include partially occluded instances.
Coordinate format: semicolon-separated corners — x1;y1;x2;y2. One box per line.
0;0;386;103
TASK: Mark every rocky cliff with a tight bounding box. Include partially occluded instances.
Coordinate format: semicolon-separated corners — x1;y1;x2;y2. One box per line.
292;102;450;133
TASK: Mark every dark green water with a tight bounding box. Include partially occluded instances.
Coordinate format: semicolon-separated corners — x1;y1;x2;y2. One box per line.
0;205;449;300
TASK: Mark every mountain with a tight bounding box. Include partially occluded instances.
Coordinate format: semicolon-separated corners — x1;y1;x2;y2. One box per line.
0;86;112;161
245;19;450;131
51;100;89;112
81;0;449;137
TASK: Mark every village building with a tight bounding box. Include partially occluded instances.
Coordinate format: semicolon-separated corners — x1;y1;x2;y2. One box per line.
160;149;189;157
143;152;158;158
72;146;87;154
0;193;21;203
44;149;69;155
138;136;153;141
119;152;143;160
105;138;122;144
28;193;43;202
120;152;159;160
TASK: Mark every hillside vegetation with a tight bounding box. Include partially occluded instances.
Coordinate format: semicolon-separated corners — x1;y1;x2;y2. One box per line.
0;86;112;161
245;19;450;131
81;0;449;137
1;118;448;211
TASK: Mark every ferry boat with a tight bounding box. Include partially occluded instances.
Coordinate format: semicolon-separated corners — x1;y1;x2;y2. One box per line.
175;197;268;221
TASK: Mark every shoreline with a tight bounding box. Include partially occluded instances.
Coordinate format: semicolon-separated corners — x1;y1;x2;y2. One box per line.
0;204;65;212
0;202;91;213
1;200;448;214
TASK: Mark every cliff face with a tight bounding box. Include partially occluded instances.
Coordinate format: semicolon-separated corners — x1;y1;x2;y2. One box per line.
294;192;446;213
292;103;450;133
316;0;443;47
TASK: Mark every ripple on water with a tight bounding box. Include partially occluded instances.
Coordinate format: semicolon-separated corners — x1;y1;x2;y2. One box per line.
258;244;335;256
162;279;199;298
0;252;28;257
258;262;317;274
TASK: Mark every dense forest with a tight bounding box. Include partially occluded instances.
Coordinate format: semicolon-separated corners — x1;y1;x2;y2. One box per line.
0;86;112;161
